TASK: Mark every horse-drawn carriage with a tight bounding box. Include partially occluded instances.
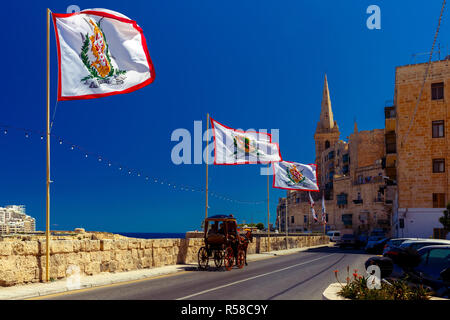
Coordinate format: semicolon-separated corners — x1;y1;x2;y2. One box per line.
197;214;252;271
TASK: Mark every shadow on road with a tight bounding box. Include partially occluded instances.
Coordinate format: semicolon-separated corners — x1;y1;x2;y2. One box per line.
183;265;245;273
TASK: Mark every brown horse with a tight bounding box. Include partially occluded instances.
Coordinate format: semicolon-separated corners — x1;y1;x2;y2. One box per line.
238;230;253;266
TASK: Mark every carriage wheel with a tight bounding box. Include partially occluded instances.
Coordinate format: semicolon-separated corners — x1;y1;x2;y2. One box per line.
237;250;245;269
213;250;223;268
198;247;209;270
224;247;234;271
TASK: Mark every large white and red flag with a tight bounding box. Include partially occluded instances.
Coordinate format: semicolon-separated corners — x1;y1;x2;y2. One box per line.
211;118;282;165
273;161;319;191
52;9;155;100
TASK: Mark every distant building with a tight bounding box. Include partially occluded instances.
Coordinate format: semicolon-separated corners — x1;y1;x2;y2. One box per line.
276;75;390;235
0;205;36;234
392;58;450;238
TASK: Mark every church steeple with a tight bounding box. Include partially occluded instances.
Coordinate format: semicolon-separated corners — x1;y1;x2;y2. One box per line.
314;74;340;187
317;74;337;132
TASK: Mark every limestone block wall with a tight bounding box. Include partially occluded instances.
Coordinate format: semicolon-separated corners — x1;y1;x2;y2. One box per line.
0;235;328;287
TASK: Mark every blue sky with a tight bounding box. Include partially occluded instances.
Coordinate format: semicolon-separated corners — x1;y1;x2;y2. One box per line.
0;1;447;232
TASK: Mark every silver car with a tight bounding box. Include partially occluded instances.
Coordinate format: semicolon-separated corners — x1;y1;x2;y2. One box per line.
382;238;422;255
399;239;450;252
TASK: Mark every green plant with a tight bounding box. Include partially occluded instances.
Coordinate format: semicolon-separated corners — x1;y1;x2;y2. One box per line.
439;202;450;236
255;223;265;230
334;268;431;300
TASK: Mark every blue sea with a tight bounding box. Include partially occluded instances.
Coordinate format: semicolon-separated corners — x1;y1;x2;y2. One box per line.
115;232;186;239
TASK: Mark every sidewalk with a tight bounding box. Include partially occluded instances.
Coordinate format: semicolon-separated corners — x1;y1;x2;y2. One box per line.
0;243;332;300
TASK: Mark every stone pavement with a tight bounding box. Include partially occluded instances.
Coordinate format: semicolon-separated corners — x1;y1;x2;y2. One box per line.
0;243;332;300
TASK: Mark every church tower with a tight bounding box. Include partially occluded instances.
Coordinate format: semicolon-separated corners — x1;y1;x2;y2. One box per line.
314;74;340;186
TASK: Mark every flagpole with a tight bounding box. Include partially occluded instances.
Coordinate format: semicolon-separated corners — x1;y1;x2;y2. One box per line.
45;7;51;282
322;191;325;235
285;195;288;249
267;163;270;252
205;113;209;220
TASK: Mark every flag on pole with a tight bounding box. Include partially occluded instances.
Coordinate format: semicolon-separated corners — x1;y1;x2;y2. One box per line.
211;118;282;165
309;191;318;222
52;9;155;100
321;192;327;224
273;161;319;191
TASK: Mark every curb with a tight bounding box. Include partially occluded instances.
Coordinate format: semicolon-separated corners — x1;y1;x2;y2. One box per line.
322;283;347;300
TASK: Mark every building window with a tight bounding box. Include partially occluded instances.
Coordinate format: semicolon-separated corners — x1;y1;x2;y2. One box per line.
342;214;353;227
431;82;444;100
337;193;348;206
385;132;396;153
342;165;349;174
433;158;445;173
342;154;349;163
291;216;294;224
304;215;307;223
433;193;445;208
329;171;334;181
325;140;330;149
432;120;444;138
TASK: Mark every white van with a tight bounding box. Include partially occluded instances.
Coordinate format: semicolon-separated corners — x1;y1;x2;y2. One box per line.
326;231;341;242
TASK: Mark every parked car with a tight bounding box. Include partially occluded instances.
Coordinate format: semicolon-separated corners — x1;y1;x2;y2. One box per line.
398;245;450;297
399;239;450;251
365;232;385;250
370;229;386;238
373;244;450;297
338;234;357;248
326;231;341;242
382;238;422;256
365;237;390;254
356;234;368;248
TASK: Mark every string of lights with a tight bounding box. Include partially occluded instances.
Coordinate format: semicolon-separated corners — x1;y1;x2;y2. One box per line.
0;124;281;206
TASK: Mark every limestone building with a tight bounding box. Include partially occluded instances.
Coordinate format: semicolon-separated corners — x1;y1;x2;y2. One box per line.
392;58;450;238
277;75;391;235
0;205;36;234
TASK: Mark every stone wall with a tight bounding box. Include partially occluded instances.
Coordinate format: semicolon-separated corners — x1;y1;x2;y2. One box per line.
0;235;328;287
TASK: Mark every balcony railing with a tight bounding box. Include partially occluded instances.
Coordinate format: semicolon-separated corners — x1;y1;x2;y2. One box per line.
384;106;396;119
353;176;383;185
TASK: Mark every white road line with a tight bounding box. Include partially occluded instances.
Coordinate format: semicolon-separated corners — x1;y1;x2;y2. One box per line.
176;253;338;300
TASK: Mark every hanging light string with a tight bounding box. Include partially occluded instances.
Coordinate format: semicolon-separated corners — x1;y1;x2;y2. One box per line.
401;0;447;148
0;124;276;205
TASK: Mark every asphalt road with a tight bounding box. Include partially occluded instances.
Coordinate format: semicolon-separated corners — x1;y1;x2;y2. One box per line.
42;246;373;300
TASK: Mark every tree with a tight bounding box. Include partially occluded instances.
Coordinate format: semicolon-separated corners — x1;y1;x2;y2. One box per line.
256;223;265;230
440;203;450;236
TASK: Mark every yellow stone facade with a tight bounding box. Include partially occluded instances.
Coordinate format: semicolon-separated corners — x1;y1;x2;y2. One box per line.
277;75;391;235
395;60;450;209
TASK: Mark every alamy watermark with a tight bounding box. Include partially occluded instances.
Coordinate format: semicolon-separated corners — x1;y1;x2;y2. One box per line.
170;120;279;176
66;264;81;290
366;5;381;30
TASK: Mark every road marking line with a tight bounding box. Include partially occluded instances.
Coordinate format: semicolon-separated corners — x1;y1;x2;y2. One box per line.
176;253;338;300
